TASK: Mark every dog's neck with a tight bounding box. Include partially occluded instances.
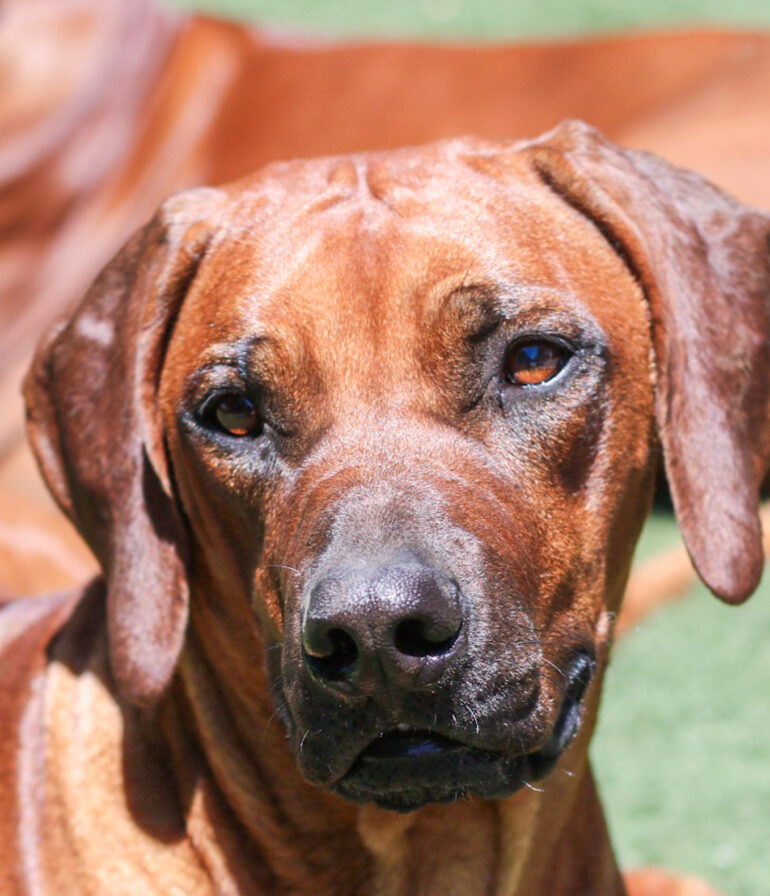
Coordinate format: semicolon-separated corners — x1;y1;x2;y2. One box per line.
155;581;625;896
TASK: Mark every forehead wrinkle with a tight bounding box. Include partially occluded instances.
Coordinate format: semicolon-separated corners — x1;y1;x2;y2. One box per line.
314;219;417;402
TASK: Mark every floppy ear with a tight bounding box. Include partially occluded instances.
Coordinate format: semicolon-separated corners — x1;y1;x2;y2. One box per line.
524;120;770;604
24;187;226;705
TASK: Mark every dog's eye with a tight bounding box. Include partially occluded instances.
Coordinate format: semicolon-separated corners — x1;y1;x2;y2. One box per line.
209;392;263;437
504;340;571;386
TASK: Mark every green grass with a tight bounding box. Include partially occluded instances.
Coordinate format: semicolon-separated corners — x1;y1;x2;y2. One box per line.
163;3;770;890
632;511;682;562
593;515;770;896
167;0;770;39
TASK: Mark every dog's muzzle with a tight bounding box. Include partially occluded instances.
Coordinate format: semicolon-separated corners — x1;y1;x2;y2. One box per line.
283;552;596;812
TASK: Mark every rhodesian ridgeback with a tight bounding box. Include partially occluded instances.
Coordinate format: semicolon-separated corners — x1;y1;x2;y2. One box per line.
2;121;766;895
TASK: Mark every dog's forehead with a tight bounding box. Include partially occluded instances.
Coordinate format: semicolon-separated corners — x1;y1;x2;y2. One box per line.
173;140;642;364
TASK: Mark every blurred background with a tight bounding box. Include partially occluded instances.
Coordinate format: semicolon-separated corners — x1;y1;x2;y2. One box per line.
169;0;770;39
165;3;770;895
2;1;768;893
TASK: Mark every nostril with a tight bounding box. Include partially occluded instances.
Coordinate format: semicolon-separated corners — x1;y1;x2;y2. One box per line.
394;616;461;658
305;628;358;681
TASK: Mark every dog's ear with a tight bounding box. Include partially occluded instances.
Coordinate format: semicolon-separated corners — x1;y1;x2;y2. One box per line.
524;120;770;604
24;187;226;705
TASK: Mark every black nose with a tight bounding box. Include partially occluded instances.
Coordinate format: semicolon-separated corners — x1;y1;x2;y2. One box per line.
302;553;464;693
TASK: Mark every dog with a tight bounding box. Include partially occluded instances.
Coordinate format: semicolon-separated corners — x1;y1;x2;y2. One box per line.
4;0;770;599
3;121;766;895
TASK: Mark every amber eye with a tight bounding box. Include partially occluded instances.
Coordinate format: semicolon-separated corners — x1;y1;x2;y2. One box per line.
504;340;571;386
210;392;262;436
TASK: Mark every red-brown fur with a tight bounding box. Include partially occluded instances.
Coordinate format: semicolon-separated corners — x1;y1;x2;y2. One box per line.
4;121;769;894
3;2;770;892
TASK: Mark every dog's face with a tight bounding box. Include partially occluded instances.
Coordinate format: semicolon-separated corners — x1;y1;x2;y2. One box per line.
26;123;770;813
157;143;655;810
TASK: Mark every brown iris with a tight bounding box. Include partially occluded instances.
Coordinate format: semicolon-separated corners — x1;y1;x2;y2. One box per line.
505;340;570;386
212;392;262;436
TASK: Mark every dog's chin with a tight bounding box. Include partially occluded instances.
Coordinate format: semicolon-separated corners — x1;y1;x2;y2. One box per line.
330;685;587;811
331;731;528;811
322;654;596;813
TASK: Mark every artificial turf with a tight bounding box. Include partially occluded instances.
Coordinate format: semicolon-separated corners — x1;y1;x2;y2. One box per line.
595;516;770;895
164;3;770;890
167;0;770;39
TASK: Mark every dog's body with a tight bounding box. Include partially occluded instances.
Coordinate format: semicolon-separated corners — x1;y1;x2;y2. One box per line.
2;122;768;895
4;0;770;597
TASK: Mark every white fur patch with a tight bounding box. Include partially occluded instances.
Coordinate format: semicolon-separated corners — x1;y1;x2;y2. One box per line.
76;313;114;347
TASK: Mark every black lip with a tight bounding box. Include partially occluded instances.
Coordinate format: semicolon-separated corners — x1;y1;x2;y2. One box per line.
362;729;465;760
333;652;596;810
338;741;527;812
538;652;596;761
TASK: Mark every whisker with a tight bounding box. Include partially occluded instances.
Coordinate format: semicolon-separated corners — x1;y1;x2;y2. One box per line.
542;658;567;680
260;706;282;747
266;564;301;575
522;779;545;793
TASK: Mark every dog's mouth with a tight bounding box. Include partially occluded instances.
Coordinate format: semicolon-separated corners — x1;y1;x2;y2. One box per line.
362;727;465;760
332;652;596;812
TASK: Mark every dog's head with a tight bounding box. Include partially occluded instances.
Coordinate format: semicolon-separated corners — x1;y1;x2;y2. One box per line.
25;122;770;812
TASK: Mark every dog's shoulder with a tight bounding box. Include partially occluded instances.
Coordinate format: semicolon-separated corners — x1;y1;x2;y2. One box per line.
1;588;83;669
0;583;106;742
0;583;111;891
0;582;110;752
